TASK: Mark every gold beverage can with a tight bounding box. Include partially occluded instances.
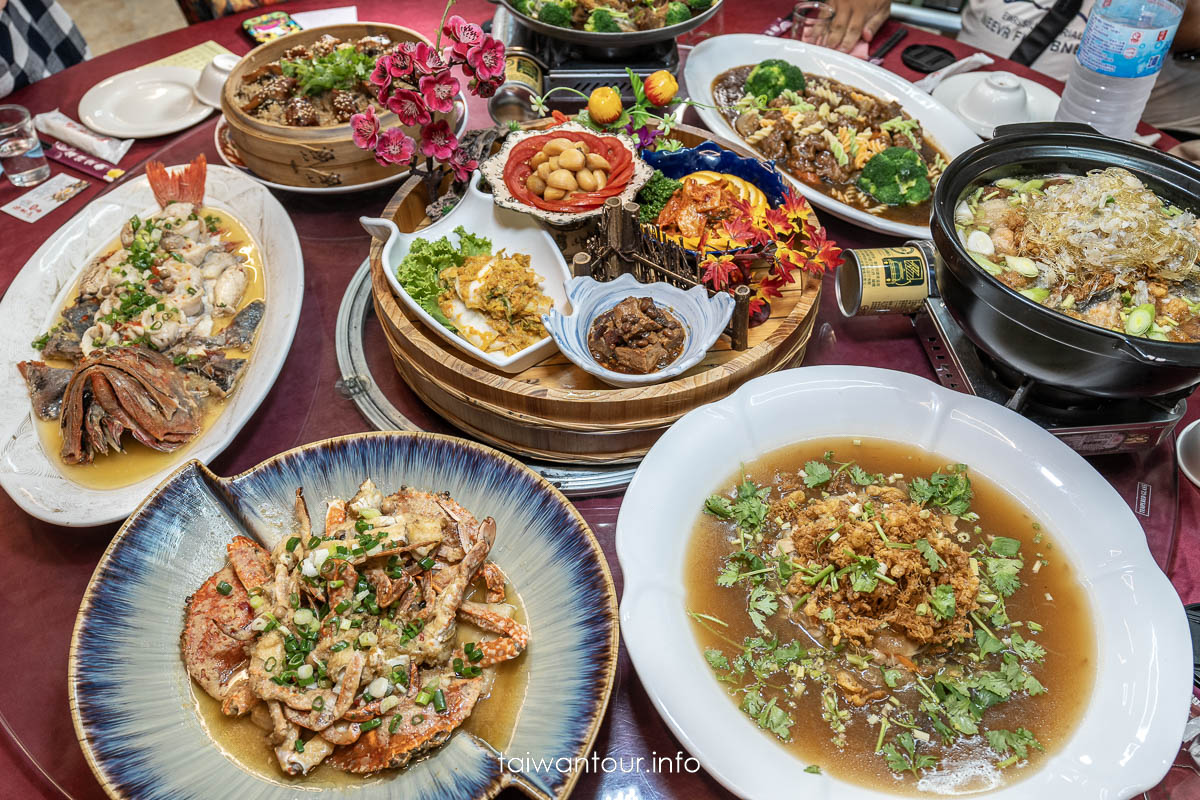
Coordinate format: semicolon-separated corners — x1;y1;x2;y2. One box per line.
837;242;934;316
487;50;546;124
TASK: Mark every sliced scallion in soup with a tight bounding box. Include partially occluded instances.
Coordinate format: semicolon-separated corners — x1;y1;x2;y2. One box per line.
685;438;1095;795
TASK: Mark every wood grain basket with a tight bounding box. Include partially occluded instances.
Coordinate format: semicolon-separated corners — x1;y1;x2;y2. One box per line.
368;122;822;464
221;23;460;190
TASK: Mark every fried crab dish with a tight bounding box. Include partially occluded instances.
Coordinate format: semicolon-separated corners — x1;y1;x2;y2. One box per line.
181;479;529;777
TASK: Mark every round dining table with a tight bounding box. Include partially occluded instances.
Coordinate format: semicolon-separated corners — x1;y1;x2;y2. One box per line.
1;1;1197;798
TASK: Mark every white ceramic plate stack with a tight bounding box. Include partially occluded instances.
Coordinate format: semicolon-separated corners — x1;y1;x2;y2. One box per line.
617;365;1191;799
684;34;982;239
79;66;215;138
0;165;304;526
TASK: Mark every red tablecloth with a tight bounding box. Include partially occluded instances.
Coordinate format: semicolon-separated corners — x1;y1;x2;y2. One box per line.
0;2;1196;799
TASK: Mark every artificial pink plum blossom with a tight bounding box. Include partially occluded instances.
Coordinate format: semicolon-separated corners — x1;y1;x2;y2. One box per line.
350;106;380;149
420;119;458;161
412;41;448;75
419;71;460;114
386;89;432;126
447;146;478;182
388;48;414;78
466;36;505;82
374;128;415;166
445;15;485;57
369;55;393;88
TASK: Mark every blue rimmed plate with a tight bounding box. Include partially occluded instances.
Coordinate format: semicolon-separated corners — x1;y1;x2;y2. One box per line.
69;432;618;800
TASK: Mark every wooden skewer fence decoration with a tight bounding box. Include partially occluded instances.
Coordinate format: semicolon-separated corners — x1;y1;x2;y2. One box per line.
582;197;751;350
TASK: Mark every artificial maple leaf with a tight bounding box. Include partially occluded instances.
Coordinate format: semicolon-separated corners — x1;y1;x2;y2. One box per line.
761;207;794;237
748;295;768;316
781;189;812;224
721;215;756;248
757;271;785;300
807;227;844;271
774;245;808;278
701;254;739;290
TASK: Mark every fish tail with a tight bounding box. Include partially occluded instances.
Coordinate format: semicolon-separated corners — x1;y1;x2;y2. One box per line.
146;155;207;208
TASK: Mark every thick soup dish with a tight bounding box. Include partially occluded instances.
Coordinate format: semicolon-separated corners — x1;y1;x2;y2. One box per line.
687;439;1094;794
956;167;1200;342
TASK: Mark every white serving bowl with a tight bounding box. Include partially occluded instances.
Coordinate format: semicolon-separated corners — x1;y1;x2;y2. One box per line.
617;365;1190;799
684;34;981;240
361;171;571;374
542;273;735;388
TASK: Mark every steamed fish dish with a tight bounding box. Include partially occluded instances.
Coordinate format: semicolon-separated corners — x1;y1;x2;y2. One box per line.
18;156;265;468
182;480;529;776
395;228;553;357
956;167;1200;342
687;441;1094;794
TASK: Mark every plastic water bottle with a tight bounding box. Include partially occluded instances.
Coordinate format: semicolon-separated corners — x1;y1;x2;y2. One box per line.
1055;0;1184;140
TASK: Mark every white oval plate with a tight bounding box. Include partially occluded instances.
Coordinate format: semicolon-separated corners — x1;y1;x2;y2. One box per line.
361;170;570;374
617;365;1190;799
684;35;982;239
0;165;304;526
80;66;214;139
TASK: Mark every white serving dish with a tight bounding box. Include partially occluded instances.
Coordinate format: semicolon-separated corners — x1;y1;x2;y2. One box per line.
0;165;304;526
684;34;982;239
542;273;734;388
617;365;1191;799
79;66;214;139
361;170;571;373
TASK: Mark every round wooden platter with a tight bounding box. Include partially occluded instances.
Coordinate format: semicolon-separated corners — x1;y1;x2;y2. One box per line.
368;122;822;464
221;23;459;190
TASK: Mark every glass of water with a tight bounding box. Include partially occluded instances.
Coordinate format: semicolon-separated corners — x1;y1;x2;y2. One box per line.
0;105;50;187
790;1;836;44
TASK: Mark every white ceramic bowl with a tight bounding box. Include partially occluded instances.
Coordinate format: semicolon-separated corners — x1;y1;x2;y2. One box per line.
617;365;1190;799
361;170;571;374
193;53;238;109
684;34;982;239
933;72;1062;139
0;166;304;526
542;273;735;388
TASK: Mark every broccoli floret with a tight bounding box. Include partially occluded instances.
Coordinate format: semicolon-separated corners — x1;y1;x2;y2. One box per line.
744;58;806;102
636;170;683;223
512;0;533;14
585;8;630;31
665;2;692;25
536;0;575;27
857;147;931;206
686;0;713;9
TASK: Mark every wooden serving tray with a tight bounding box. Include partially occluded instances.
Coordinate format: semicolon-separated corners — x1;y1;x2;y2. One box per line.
368;123;822;464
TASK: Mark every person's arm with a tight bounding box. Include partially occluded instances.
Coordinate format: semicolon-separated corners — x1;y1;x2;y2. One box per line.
1172;0;1200;52
823;0;892;52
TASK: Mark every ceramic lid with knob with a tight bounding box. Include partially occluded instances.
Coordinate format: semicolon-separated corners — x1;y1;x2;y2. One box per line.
933;71;1061;138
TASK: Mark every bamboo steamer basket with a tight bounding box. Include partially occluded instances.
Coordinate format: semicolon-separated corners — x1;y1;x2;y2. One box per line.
221;24;459;190
368;122;822;463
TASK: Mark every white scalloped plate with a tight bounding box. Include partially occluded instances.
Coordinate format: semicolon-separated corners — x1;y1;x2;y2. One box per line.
0;166;303;527
479;121;653;227
618;365;1190;799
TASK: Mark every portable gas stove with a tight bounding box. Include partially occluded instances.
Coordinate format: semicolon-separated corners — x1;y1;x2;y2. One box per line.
490;6;678;108
916;297;1187;456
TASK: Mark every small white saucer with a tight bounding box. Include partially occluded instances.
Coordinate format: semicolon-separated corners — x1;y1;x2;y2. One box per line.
79;65;214;138
933;71;1060;139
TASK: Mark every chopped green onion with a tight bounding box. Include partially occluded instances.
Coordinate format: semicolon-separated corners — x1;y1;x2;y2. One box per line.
285;537;300;552
216;581;232;596
312;696;324;711
389;715;403;733
432;689;447;713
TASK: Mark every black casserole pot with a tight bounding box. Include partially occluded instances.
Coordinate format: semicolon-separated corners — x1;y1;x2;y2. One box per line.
931;122;1200;400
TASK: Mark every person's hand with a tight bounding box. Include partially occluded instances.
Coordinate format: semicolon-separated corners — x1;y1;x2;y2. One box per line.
823;0;891;52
